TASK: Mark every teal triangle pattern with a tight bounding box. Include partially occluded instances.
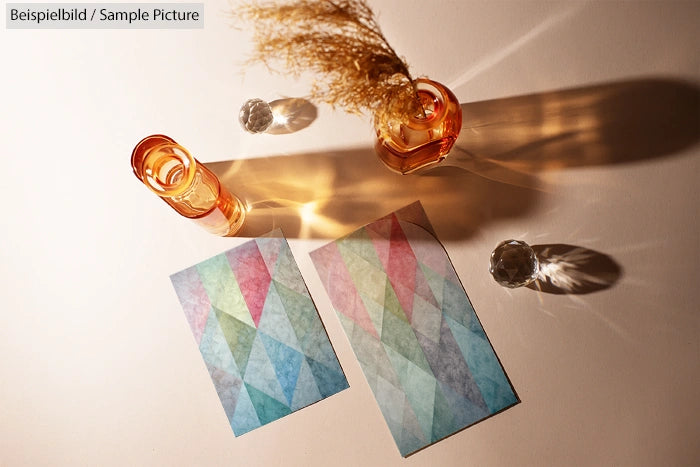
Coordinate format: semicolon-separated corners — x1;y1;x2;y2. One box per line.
245;383;293;426
383;344;436;442
373;373;407;443
399;396;429;454
305;356;349;398
171;233;348;437
242;333;288;406
309;206;519;456
436;379;489;434
431;379;458;442
230;383;261;435
259;332;304;406
290;357;323;411
444;315;519;413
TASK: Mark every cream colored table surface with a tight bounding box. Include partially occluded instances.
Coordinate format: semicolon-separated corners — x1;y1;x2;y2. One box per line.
2;1;698;465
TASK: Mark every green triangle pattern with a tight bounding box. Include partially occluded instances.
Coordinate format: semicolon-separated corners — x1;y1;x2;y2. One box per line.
337;239;388;307
383;278;409;324
199;308;240;376
380;305;432;375
196;254;255;327
341;227;384;269
359;290;387;338
214;306;256;377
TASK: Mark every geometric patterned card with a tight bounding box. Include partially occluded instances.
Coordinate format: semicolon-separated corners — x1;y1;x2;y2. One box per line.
170;230;348;436
310;202;518;456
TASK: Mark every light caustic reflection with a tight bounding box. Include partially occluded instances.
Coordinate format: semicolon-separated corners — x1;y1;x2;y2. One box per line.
530;244;622;295
206;144;539;240
240;98;318;135
209;154;349;238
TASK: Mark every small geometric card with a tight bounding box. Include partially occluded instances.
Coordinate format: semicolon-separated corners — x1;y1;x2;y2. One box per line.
310;202;518;456
170;229;348;436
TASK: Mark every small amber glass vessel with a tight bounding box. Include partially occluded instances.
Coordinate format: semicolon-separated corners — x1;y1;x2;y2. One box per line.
131;134;246;236
374;78;462;174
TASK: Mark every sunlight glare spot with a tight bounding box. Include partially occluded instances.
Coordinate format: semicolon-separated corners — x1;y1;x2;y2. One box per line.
273;113;289;125
300;201;316;222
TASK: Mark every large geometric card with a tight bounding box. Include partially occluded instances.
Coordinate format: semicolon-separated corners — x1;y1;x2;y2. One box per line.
170;230;349;436
310;202;518;456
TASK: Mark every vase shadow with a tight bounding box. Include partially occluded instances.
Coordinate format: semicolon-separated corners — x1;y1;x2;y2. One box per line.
207;147;539;240
527;244;622;295
210;77;698;240
450;77;700;179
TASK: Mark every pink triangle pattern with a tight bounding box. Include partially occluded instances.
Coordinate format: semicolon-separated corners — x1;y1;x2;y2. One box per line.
226;241;271;328
367;217;439;311
402;221;460;285
386;215;418;323
309;242;380;339
366;218;393;268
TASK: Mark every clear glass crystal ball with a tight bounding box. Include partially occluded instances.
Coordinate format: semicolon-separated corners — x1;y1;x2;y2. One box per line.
239;98;273;134
489;239;540;288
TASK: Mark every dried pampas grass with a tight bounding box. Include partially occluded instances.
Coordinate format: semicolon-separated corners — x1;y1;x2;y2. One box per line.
235;0;421;128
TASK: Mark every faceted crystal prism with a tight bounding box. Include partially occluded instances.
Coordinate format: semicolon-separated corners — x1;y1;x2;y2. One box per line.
489;239;540;288
239;98;274;134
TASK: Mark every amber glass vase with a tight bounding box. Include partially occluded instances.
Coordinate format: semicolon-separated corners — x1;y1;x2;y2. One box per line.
374;78;462;174
131;135;246;236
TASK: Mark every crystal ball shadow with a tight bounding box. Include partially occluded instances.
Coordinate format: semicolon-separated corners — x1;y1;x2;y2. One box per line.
527;244;622;295
266;98;318;134
239;97;318;135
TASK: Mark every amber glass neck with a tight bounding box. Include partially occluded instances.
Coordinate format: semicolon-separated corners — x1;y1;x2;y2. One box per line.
131;135;198;197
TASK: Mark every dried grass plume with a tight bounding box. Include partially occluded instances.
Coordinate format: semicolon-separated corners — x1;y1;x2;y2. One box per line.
235;0;421;128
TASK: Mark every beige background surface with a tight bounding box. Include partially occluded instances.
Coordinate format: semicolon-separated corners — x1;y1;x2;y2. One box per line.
1;1;698;465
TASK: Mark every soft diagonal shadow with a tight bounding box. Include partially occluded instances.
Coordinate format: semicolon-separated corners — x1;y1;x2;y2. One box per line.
448;77;700;181
209;77;698;240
